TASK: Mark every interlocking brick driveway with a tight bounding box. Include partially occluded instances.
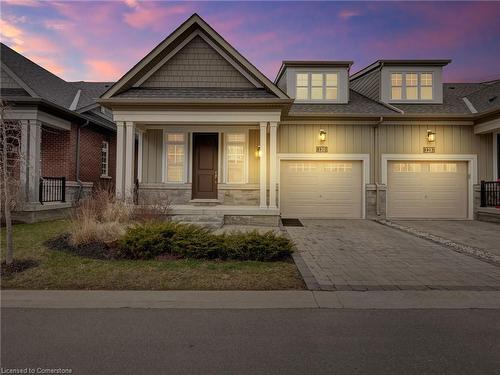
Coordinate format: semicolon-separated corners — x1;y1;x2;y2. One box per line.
286;220;500;291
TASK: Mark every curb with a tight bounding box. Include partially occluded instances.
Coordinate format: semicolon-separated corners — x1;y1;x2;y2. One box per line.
374;219;500;267
2;290;500;309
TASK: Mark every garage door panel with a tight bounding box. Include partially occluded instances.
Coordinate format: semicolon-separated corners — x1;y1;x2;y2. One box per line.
281;160;363;219
387;161;467;219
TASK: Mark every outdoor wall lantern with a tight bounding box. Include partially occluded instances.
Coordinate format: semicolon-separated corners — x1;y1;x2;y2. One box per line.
319;129;327;142
426;130;436;142
256;146;262;158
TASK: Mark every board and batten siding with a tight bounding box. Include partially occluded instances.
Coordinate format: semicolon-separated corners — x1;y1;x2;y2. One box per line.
278;122;493;183
141;129;163;183
379;125;493;181
278;122;374;180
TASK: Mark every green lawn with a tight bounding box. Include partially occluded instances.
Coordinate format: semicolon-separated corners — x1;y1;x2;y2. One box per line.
1;220;305;290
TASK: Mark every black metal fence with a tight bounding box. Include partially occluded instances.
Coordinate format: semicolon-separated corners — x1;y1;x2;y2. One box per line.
480;180;500;207
39;177;66;204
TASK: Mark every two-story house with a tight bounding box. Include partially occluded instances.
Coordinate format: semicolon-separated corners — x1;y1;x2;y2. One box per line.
100;14;499;225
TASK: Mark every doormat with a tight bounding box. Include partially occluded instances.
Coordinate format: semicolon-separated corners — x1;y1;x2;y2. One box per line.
281;218;303;227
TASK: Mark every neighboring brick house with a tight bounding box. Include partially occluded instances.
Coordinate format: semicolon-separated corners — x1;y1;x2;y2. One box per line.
0;43;116;222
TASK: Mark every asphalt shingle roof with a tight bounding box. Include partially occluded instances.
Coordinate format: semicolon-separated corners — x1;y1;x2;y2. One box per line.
115;87;277;99
465;80;500;113
69;81;114;109
289;90;396;115
1;43;78;108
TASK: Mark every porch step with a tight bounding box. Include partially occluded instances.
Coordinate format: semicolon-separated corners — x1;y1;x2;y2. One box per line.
476;207;500;224
188;199;220;207
171;214;224;230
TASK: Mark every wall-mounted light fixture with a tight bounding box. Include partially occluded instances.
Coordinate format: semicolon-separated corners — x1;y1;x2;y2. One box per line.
426;130;436;143
255;146;262;158
319;129;327;142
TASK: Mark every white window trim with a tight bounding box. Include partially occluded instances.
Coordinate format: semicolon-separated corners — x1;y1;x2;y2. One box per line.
163;131;188;184
390;72;434;101
100;141;110;178
295;71;340;103
223;131;248;184
277;153;370;219
381;154;477;220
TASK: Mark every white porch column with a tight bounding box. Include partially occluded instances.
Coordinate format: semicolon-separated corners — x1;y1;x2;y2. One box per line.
124;121;135;202
115;121;125;200
259;122;268;208
269;122;278;208
137;129;144;183
27;120;41;203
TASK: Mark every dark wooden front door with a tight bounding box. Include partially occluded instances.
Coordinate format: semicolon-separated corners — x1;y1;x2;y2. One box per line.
192;133;218;199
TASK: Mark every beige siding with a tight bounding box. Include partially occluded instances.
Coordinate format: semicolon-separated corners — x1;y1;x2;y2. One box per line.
141;36;254;89
1;67;22;89
142;129;163;183
279;122;493;183
279;122;374;180
379;125;493;180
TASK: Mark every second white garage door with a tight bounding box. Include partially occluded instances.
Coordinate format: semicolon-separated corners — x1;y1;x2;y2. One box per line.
387;161;468;219
280;160;363;218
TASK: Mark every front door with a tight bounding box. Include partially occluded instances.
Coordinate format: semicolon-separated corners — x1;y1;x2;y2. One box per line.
192;133;218;199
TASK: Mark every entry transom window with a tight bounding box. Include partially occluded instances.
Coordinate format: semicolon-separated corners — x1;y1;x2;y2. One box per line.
296;72;339;101
101;141;109;177
165;132;185;183
390;72;433;101
225;133;246;183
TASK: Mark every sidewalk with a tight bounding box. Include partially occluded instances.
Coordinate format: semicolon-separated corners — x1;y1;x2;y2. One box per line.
2;290;500;309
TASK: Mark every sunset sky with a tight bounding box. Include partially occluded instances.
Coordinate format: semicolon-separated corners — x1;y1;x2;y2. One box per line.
1;1;499;83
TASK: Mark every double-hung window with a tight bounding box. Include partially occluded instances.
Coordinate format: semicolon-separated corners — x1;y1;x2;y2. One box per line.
296;72;339;101
165;133;185;183
101;141;109;177
390;72;433;100
225;133;246;184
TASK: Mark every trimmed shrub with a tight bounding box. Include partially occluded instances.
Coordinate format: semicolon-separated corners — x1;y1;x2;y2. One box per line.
117;222;294;261
223;231;294;261
118;222;177;259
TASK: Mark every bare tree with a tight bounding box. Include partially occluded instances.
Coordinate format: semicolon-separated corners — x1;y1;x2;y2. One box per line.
0;101;24;265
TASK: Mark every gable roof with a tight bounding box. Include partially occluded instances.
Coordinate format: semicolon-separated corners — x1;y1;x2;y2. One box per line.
1;43;78;108
101;13;288;101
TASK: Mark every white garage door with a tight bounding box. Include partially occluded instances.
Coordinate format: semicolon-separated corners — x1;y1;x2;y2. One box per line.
280;160;363;218
387;161;468;219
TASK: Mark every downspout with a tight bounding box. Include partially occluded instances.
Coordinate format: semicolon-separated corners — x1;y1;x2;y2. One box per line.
75;119;90;201
374;116;384;216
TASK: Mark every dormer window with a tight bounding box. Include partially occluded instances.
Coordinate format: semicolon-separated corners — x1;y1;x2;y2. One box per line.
390;72;433;101
296;72;339;101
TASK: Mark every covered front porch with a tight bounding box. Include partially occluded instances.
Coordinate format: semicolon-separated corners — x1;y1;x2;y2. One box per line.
114;110;281;224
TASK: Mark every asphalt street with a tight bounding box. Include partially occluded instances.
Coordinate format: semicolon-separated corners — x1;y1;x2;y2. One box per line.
1;308;499;375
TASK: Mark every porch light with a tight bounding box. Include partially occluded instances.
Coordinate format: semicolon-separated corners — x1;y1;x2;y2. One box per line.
256;146;262;158
319;129;327;142
426;130;436;142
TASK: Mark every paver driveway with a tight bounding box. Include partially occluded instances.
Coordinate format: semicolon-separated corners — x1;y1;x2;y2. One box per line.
286;220;500;291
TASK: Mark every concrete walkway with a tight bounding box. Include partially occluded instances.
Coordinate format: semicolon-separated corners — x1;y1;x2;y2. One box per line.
2;290;500;309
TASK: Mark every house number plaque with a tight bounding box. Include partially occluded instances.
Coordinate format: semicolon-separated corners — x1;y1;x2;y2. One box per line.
423;146;435;153
316;145;328;153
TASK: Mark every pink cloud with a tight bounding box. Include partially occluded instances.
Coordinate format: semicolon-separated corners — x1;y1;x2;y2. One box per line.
1;0;41;6
123;3;192;31
338;9;360;19
85;59;124;81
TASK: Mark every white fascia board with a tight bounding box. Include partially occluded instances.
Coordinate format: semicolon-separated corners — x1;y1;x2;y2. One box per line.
112;110;281;124
474;117;500;134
